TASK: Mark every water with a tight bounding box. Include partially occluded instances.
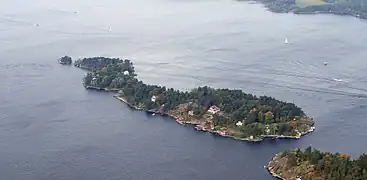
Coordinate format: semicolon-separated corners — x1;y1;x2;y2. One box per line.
1;0;367;179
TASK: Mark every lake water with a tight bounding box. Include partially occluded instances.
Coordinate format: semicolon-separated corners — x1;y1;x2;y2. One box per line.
1;0;367;179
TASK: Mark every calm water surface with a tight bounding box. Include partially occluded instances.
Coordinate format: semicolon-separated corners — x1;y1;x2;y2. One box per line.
1;0;367;179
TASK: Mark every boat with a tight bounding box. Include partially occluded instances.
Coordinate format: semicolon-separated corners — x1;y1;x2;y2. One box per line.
194;126;202;131
152;113;156;116
284;38;288;44
108;26;112;32
333;78;343;82
324;61;328;65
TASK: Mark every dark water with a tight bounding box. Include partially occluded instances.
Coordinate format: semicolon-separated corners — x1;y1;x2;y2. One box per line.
1;0;367;179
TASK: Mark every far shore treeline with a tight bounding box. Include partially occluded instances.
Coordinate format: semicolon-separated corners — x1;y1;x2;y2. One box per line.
239;0;367;19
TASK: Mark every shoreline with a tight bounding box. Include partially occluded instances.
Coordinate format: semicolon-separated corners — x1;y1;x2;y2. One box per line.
265;153;286;180
113;94;315;143
243;0;367;21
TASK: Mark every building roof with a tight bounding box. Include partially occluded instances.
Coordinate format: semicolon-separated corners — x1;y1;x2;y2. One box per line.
209;105;220;110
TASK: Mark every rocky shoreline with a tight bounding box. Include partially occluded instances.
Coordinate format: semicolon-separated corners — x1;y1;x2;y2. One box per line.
113;95;315;143
266;152;309;180
266;153;286;180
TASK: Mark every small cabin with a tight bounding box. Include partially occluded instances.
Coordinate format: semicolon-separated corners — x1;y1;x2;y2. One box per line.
188;110;194;116
236;121;243;127
207;105;220;114
151;95;157;102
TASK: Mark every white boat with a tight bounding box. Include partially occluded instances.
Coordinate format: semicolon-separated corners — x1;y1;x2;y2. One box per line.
284;38;288;44
152;113;156;116
333;78;343;82
108;26;112;32
324;61;328;65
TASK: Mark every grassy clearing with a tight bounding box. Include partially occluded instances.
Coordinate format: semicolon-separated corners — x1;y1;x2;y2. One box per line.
296;0;326;8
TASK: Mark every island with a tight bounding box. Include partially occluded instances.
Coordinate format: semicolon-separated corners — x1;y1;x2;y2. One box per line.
240;0;367;19
58;56;73;65
267;147;367;180
74;56;315;142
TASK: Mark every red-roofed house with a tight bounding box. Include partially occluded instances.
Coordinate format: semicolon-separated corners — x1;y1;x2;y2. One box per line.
188;110;194;116
208;105;220;114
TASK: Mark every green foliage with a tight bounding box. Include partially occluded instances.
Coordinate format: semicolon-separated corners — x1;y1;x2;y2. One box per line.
59;56;72;65
286;147;367;180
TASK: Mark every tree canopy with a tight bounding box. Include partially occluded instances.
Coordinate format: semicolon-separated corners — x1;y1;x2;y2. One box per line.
279;147;367;180
58;56;72;65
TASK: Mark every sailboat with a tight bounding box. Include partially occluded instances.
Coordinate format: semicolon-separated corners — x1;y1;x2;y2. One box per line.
284;38;289;44
108;26;112;32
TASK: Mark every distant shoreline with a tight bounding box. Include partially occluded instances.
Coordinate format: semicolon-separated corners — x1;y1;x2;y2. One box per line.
240;0;367;20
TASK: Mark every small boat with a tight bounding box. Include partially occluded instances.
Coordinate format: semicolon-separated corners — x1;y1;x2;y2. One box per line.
284;38;288;44
194;126;202;131
152;113;156;116
108;26;112;32
324;61;328;66
333;78;343;82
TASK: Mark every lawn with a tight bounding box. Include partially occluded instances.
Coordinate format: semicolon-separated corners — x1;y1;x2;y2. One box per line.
296;0;327;8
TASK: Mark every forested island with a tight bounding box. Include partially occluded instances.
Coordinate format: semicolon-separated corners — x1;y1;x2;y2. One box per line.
73;57;315;142
58;56;72;65
240;0;367;19
267;147;367;180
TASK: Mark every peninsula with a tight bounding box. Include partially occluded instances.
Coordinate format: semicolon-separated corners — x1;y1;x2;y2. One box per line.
73;56;315;142
267;147;367;180
240;0;367;19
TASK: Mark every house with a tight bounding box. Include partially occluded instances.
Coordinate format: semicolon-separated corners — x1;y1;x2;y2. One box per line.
90;77;98;86
151;95;157;102
265;127;270;134
236;121;243;127
188;110;194;116
207;105;220;114
123;71;129;75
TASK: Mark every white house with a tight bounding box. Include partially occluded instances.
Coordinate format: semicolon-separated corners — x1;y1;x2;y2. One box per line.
207;105;220;114
91;77;98;86
123;71;129;75
151;95;157;102
265;127;270;134
236;121;243;127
